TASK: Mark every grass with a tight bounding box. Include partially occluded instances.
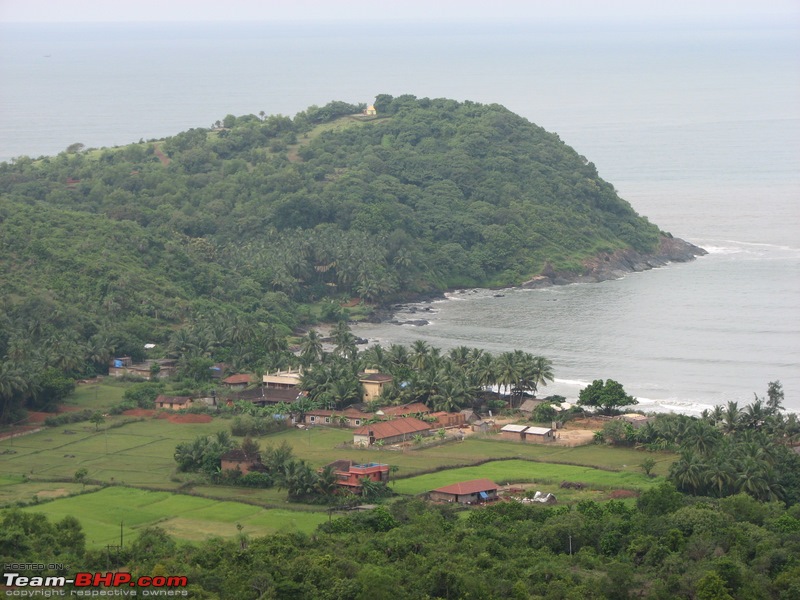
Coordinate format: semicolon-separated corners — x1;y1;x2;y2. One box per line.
19;486;329;548
64;380;128;411
2;418;674;549
391;459;660;496
0;419;674;496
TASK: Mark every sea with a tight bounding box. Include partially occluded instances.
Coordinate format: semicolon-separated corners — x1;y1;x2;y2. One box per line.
1;18;798;415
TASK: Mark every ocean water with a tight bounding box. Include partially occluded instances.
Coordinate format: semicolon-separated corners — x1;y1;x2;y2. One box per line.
1;19;798;413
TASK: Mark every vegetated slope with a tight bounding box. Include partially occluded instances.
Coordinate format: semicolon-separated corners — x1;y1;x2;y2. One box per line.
0;95;699;364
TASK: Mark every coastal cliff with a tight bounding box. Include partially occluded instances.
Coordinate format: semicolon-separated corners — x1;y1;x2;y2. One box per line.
522;235;707;288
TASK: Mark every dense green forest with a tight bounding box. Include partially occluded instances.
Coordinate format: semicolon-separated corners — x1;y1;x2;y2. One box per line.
4;487;800;599
1;95;670;421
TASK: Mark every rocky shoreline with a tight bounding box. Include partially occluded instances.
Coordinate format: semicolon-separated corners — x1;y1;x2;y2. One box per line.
520;235;707;289
365;235;706;325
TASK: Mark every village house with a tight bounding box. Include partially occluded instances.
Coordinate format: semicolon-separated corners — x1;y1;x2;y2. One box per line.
500;423;555;443
108;357;177;380
359;370;393;402
430;411;466;429
263;368;302;389
460;409;480;424
154;395;194;411
518;398;544;415
375;402;430;418
523;426;555;444
363;104;377;116
221;373;253;390
220;449;262;475
471;420;491;434
500;423;528;441
321;459;389;492
304;407;372;428
429;479;499;504
353;417;431;447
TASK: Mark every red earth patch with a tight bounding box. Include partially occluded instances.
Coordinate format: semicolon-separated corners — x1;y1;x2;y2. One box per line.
165;413;213;424
608;489;639;499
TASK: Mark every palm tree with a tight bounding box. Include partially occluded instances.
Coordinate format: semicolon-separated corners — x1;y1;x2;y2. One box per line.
331;321;356;359
315;465;339;496
448;346;471;370
0;361;26;424
528;355;554;397
360;344;388;372
722;401;741;435
683;421;720;456
495;351;521;407
300;330;324;367
669;450;706;494
469;351;496;392
410;340;431;372
743;400;768;430
706;457;735;497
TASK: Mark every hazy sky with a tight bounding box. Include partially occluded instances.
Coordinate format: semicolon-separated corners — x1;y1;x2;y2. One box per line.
1;0;798;23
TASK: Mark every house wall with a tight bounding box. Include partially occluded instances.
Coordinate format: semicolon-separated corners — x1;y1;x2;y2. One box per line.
353;434;371;447
221;459;256;475
525;432;554;444
361;381;383;402
500;431;524;442
429;491;458;503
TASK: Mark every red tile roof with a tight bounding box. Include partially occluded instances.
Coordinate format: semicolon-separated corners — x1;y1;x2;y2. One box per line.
360;372;393;383
380;402;430;416
306;408;371;419
222;374;252;385
353;417;430;439
432;479;498;496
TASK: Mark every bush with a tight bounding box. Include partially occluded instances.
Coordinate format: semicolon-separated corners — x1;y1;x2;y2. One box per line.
240;472;273;488
44;409;94;427
123;382;165;408
230;415;284;437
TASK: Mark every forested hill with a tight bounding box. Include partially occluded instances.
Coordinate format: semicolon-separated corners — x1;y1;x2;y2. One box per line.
0;96;698;385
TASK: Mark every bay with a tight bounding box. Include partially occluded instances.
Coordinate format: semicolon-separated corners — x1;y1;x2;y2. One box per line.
1;19;798;413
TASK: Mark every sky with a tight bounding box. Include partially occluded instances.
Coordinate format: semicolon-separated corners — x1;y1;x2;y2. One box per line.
1;0;798;24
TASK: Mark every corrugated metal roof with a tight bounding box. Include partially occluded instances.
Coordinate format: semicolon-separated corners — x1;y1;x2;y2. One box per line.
525;426;553;435
501;424;528;433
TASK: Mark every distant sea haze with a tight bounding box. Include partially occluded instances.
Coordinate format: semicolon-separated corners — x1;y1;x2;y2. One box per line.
1;20;798;413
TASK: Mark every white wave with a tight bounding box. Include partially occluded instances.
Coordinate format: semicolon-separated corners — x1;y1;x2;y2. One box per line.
635;396;716;417
702;245;744;255
553;377;592;388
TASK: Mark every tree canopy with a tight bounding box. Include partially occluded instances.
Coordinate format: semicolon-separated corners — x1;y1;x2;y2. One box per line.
577;379;638;415
1;96;665;421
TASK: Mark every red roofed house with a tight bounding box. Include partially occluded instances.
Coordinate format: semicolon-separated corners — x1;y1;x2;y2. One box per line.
322;459;389;491
155;395;194;411
376;402;430;418
221;374;253;389
220;449;262;475
359;370;393;402
429;479;499;504
304;407;372;428
353;417;431;447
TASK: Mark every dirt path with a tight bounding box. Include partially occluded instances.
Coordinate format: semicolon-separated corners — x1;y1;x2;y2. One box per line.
152;143;171;166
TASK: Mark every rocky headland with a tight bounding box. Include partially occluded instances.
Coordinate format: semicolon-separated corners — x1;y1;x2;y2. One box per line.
521;235;707;289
